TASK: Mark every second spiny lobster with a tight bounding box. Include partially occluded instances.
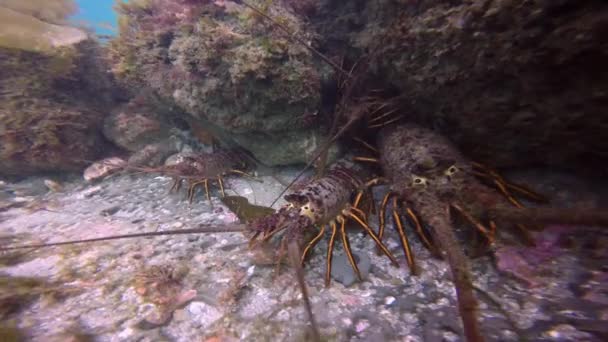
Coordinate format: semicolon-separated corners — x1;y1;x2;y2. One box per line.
370;123;549;342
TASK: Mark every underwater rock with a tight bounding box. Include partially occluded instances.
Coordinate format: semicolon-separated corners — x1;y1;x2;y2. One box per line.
127;141;179;167
312;0;608;174
331;251;371;287
109;0;329;166
43;179;63;193
0;8;116;176
83;157;126;182
231;128;341;166
103;102;173;152
0;5;86;53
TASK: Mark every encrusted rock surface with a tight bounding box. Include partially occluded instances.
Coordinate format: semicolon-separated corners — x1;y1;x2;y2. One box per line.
109;0;330;166
311;0;608;173
0;1;120;177
1;167;606;341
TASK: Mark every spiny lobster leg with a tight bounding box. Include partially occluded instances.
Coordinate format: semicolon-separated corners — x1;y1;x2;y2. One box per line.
405;207;435;253
350;207;368;223
391;197;418;275
347;211;399;267
352;157;379;163
450;204;495;244
301;225;326;265
353;190;364;209
227;169;255;179
217;176;225;197
353;137;379;153
369;115;401;129
378;191;394;241
339;216;363;283
203;179;211;202
187;178;225;204
187;181;199;203
492;179;525;209
471;162;547;240
471;162;548;203
169;178;182;193
325;222;339;287
187;179;211;204
368;107;399;125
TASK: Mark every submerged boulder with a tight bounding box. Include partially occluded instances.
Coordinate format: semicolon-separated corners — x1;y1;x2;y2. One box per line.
0;1;116;176
109;0;330;166
312;0;608;173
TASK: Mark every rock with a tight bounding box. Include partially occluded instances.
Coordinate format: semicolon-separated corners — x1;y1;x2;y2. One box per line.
231;129;341;166
103;103;172;152
164;152;197;167
43;180;63;192
311;0;608;174
83;157;126;182
0;6;86;53
127;141;179;167
0;7;115;176
331;251;371;286
109;1;329;166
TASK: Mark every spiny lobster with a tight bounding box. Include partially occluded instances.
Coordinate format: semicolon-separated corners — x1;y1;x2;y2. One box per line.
0;159;397;341
370;123;550;342
123;149;251;203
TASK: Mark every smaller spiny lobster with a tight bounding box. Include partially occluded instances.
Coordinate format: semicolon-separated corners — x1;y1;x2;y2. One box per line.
247;159;399;287
122;150;251;203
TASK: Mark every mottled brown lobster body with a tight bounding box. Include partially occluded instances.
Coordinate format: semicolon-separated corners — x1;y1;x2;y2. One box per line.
378;124;503;218
163;151;243;180
377;124;495;342
249;159;398;286
249;160;369;240
139;150;249;203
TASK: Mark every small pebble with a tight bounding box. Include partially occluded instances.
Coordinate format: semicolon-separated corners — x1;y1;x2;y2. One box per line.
79;186;102;198
44;179;63;192
100;205;121;216
384;296;396;306
355;319;370;333
331;252;371;286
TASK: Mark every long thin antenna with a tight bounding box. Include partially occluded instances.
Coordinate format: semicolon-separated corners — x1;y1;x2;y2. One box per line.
269;106;368;207
239;0;350;77
0;224;247;251
288;241;321;342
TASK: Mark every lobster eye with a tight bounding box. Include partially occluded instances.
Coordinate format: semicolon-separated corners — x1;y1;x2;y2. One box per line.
300;203;315;220
445;165;458;176
412;176;429;187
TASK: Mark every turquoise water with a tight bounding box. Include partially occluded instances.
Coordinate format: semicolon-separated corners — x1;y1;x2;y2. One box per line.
70;0;119;36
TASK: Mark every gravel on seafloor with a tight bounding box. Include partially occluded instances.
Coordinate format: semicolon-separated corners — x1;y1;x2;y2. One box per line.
0;168;607;341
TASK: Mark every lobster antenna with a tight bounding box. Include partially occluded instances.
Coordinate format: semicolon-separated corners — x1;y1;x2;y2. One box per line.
268;57;387;207
288;240;321;342
488;206;608;227
269;106;368;207
239;0;350;78
0;224;247;251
